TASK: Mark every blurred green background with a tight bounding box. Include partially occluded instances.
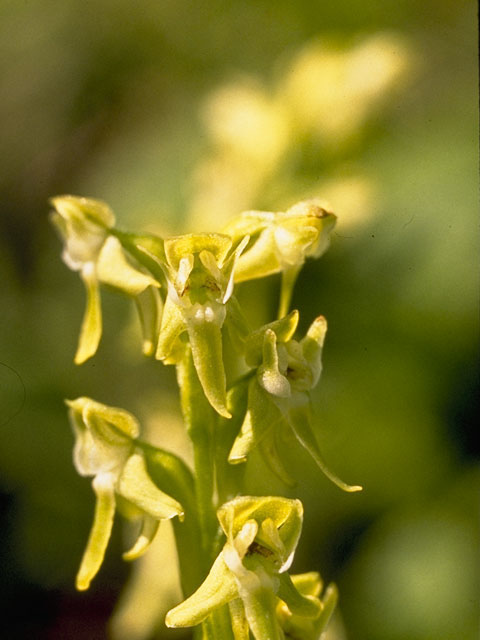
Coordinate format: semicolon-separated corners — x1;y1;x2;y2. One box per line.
0;1;478;638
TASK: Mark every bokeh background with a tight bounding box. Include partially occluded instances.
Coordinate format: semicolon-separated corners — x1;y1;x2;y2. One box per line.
0;1;478;638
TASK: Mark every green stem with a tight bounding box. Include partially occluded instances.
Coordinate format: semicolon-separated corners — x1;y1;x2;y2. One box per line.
278;265;301;319
177;346;235;639
215;380;249;506
140;441;203;597
177;346;219;564
202;607;235;640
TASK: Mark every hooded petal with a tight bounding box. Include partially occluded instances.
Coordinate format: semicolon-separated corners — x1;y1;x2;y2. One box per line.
258;330;291;398
299;315;327;388
217;496;303;565
164;234;232;272
50;195;114;270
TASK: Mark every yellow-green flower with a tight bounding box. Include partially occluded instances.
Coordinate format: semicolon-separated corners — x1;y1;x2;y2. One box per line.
166;496;325;640
155;233;248;417
50;196;160;363
276;572;338;640
229;311;362;492
223;200;336;316
67;397;183;590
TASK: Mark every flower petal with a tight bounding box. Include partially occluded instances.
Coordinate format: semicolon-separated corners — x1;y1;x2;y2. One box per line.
229;598;250;640
277;572;323;618
245;310;299;367
287;394;362;493
164;234;232;272
185;303;230;418
96;236;160;296
134;286;163;356
76;473;116;591
258;330;290;398
75;264;102;364
156;295;186;362
116;452;184;520
122;515;160;561
166;554;238;628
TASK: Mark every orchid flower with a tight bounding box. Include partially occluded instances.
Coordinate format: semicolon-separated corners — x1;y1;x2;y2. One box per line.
67;397;183;590
229;311;362;492
155;233;249;417
223;200;336;316
166;496;326;640
50;196;160;363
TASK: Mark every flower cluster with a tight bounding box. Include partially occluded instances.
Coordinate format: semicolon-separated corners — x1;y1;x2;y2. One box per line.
51;194;361;638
